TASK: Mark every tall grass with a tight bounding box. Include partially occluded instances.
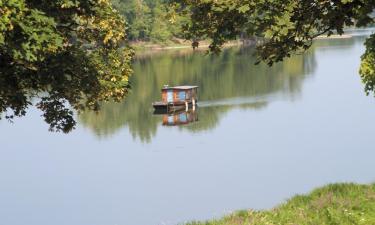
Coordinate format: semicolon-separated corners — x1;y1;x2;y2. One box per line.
186;183;375;225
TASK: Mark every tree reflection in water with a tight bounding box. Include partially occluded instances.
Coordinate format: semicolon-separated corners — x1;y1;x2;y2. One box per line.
79;40;353;142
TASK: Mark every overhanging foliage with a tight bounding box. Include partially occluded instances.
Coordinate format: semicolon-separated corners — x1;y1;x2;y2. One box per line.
0;0;133;132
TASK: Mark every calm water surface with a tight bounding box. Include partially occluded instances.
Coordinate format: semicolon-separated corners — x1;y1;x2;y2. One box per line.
1;29;375;225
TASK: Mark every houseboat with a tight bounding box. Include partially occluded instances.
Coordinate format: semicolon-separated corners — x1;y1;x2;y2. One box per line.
153;85;198;113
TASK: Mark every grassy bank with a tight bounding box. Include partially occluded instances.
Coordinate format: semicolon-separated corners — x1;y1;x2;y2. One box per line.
130;39;246;52
187;183;375;225
130;34;356;53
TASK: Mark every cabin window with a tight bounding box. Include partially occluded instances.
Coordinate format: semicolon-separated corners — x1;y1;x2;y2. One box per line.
178;91;186;100
167;90;173;102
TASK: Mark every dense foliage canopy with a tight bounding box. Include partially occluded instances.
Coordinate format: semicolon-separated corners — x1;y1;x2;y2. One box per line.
0;0;133;132
112;0;188;42
175;0;375;93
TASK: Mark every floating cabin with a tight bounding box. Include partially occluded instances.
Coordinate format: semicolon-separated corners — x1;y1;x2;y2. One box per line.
153;85;198;113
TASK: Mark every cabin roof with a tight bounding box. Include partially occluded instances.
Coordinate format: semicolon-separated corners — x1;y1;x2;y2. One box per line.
162;85;198;91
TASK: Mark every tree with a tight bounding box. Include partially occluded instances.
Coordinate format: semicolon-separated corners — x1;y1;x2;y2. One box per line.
112;0;152;41
112;0;190;43
0;0;133;132
149;1;173;42
174;0;375;93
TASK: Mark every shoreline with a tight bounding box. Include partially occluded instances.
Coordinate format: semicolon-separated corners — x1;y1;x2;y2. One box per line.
315;34;353;40
131;40;246;52
132;34;354;55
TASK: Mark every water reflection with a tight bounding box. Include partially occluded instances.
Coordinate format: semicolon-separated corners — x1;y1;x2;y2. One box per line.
158;109;199;126
79;38;366;142
182;102;268;133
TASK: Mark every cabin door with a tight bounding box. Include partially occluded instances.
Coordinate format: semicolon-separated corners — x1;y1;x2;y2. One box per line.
167;90;173;102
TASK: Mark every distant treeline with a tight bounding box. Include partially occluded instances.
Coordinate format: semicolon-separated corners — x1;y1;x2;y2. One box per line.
111;0;188;43
111;1;375;44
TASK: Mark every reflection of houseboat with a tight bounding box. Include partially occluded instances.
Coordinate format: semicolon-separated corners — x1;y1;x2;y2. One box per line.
153;85;198;113
162;109;198;126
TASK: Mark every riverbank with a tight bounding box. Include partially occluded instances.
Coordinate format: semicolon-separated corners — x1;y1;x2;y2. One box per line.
131;34;354;55
130;39;257;54
132;34;354;58
187;183;375;225
315;34;353;40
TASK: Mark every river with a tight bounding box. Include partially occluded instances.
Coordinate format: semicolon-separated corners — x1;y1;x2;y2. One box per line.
0;29;374;225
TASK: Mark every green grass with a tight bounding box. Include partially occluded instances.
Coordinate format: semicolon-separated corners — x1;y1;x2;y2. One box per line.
186;183;375;225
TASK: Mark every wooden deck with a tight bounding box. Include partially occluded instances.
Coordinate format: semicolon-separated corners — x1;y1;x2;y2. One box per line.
153;101;196;114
